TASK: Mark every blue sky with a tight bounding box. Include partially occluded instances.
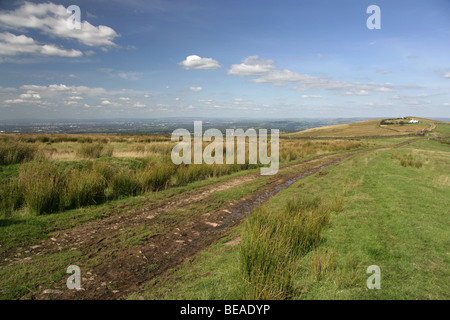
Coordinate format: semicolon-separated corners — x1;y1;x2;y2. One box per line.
0;0;449;120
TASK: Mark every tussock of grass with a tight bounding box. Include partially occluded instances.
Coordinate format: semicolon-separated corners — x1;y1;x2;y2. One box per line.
239;195;340;299
76;143;114;158
109;169;142;198
19;161;64;215
66;169;106;208
0;142;39;165
391;153;423;168
0;179;23;218
92;160;117;183
175;164;215;186
140;163;175;192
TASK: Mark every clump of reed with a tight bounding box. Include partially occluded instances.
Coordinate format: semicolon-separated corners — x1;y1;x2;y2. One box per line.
0;179;23;218
0;141;39;165
18;161;64;215
66;169;106;208
1;158;243;216
239;195;342;299
139;163;176;192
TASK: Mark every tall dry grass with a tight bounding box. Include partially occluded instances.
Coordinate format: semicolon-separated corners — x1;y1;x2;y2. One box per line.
0;133;359;218
0;142;39;165
0;157;250;216
76;143;114;158
279;140;363;162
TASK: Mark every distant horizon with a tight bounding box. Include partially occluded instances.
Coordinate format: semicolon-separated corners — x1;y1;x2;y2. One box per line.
2;115;450;124
1;116;448;135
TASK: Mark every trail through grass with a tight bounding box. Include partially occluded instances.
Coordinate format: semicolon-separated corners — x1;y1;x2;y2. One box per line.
131;138;449;300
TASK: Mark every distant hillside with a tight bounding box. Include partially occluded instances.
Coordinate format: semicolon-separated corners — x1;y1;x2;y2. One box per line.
284;117;446;138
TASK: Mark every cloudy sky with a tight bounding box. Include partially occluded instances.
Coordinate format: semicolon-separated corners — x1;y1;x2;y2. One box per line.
0;0;449;120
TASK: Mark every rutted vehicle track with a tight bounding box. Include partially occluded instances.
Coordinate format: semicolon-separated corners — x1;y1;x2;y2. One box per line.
1;140;419;299
55;154;357;299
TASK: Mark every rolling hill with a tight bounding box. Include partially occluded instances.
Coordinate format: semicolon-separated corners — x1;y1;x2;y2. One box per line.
284;117;442;138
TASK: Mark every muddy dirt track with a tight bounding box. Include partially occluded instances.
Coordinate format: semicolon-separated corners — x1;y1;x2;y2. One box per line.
1;145;407;300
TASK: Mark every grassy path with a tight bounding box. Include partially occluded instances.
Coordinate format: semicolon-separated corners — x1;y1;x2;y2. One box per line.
129;137;449;300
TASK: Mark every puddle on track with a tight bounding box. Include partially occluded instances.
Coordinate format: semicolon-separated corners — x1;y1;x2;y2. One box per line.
217;159;342;230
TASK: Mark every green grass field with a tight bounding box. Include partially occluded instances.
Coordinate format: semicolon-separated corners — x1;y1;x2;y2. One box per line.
0;118;448;300
128;137;449;300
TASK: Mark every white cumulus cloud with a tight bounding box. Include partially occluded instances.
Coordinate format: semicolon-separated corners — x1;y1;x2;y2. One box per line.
19;92;41;99
0;2;119;47
0;32;82;57
228;55;399;95
227;56;275;77
179;55;221;70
